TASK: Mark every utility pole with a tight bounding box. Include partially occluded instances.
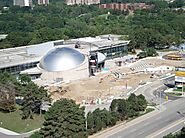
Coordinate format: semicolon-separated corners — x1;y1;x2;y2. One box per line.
182;82;184;96
85;117;87;130
160;91;162;109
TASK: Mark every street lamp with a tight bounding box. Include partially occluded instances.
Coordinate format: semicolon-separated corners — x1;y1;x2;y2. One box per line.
160;91;162;109
182;82;184;96
85;117;87;130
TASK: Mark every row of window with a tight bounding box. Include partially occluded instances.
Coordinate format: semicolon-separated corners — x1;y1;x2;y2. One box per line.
97;45;128;59
0;61;39;74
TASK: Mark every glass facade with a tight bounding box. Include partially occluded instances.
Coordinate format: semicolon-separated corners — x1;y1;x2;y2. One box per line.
0;61;39;74
95;44;128;59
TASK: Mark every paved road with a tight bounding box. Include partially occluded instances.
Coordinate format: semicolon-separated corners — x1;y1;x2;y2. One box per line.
129;76;176;104
101;98;185;138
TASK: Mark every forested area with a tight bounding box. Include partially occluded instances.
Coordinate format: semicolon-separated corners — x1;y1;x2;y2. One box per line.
0;0;184;49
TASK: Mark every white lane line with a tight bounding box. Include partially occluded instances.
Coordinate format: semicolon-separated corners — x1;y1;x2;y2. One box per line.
146;118;185;138
154;116;162;121
128;128;137;133
138;130;145;135
143;122;150;127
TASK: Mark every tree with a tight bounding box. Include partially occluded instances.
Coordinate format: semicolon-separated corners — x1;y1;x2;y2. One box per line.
127;93;147;117
137;48;158;59
29;131;41;138
21;82;50;119
169;0;185;8
0;83;16;112
163;126;185;138
40;99;87;138
87;108;118;135
145;47;158;57
110;99;120;112
117;99;128;120
137;94;147;111
87;112;94;135
19;74;31;85
163;133;175;138
92;108;103;133
0;72;18;112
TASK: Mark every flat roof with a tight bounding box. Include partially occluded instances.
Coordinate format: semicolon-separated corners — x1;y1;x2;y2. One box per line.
0;34;130;69
0;46;41;69
67;37;129;49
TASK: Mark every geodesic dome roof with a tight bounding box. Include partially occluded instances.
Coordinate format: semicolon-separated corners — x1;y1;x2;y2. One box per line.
39;47;85;72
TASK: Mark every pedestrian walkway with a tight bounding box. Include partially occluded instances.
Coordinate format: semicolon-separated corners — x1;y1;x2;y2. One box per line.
0;127;40;138
0;127;19;135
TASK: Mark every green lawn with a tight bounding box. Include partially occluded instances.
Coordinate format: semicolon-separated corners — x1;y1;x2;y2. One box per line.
0;109;44;133
173;87;185;92
167;92;182;97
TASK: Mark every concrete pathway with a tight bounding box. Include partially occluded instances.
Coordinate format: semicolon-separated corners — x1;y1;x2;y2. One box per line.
0;128;19;135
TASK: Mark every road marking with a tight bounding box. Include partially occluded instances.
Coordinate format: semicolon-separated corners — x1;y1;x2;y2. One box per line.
138;130;145;135
143;122;150;126
89;109;163;138
154;116;162;121
128;128;137;133
145;118;185;138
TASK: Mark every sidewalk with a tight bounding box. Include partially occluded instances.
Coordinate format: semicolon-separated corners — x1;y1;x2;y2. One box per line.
0;127;40;138
0;128;19;135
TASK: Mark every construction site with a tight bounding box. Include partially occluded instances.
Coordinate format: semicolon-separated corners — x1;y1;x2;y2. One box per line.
46;53;185;104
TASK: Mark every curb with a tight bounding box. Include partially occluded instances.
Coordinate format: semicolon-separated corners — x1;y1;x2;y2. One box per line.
89;107;164;138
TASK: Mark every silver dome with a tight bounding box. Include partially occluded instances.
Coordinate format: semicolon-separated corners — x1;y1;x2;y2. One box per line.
39;47;85;72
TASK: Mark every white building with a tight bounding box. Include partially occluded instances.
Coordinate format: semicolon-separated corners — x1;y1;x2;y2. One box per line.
65;0;100;5
13;0;32;7
38;0;49;5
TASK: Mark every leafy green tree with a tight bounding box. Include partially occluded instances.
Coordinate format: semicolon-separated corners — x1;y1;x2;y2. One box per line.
137;48;158;59
117;99;128;120
40;99;87;138
145;47;158;57
137;94;147;111
128;93;139;110
87;108;118;135
6;32;32;47
29;131;41;138
92;108;103;133
21;82;50;119
163;126;185;138
19;74;31;85
163;133;176;138
87;112;94;135
110;99;119;112
0;83;16;112
0;72;18;112
169;0;185;8
109;111;119;126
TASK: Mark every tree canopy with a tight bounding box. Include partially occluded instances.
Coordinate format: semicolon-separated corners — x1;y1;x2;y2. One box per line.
40;99;87;138
0;1;184;49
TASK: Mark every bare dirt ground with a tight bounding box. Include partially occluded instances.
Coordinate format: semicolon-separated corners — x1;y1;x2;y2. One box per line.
48;57;185;103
